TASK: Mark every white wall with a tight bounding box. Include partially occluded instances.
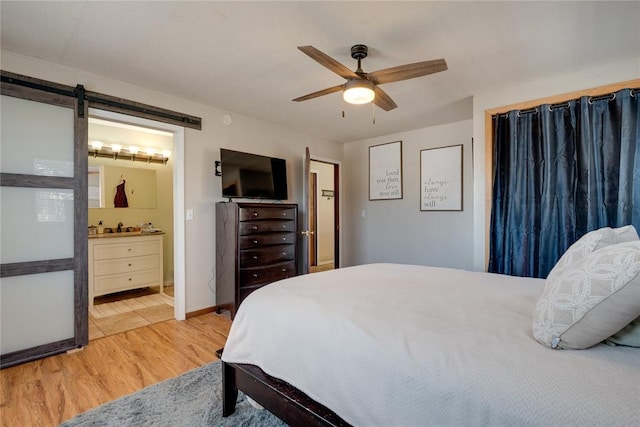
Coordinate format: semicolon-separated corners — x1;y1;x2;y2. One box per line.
343;119;474;269
471;56;640;271
2;50;343;313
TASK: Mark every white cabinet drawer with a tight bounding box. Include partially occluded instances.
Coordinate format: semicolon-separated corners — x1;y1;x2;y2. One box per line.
93;255;159;276
94;240;159;260
88;234;164;307
94;269;160;294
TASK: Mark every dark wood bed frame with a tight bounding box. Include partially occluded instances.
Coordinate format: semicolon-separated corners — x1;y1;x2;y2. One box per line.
216;349;351;426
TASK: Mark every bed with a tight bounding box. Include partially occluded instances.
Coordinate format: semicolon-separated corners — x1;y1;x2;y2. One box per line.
220;262;640;426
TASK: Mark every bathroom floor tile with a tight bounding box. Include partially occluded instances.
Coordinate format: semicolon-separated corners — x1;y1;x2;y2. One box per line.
92;311;151;336
135;304;174;324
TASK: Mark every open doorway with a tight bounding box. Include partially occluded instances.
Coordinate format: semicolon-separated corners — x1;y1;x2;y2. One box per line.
86;109;186;339
308;159;339;273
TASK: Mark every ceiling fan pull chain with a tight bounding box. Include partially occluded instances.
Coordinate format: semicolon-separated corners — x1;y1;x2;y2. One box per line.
372;102;376;125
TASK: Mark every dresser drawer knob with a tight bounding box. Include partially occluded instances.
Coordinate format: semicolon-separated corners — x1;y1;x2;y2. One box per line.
253;212;258;217
282;212;287;216
282;268;287;272
253;240;258;244
253;226;258;230
282;237;286;241
128;278;132;281
282;252;286;256
128;248;132;252
252;274;258;278
253;256;258;260
282;225;286;229
128;263;132;267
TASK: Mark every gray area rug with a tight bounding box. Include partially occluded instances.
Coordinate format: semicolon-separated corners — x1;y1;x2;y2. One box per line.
60;361;287;426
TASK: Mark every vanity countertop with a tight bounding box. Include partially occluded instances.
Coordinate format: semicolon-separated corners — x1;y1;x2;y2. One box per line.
89;231;165;239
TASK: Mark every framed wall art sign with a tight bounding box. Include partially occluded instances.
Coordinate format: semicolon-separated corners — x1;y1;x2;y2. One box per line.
369;141;403;200
420;144;463;211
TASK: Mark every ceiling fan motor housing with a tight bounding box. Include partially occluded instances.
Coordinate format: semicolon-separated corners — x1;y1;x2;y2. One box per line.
351;44;368;60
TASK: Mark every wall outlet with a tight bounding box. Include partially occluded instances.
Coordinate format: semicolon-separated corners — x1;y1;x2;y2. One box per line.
361;210;366;218
186;209;194;220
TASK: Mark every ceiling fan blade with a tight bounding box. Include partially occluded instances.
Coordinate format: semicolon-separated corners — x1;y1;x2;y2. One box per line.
292;84;344;102
298;46;360;80
373;86;398;111
368;59;448;85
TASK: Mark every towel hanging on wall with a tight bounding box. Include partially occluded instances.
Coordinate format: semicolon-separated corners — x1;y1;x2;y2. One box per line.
114;179;129;208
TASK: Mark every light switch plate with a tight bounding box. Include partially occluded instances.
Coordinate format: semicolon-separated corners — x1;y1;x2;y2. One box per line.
186;209;194;220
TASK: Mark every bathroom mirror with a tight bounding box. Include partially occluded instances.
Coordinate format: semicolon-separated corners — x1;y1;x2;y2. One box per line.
88;163;157;209
88;165;105;208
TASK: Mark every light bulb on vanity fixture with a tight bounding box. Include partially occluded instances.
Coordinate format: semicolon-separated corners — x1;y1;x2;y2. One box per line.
145;147;155;163
90;140;103;157
129;146;139;161
162;150;171;165
111;144;122;159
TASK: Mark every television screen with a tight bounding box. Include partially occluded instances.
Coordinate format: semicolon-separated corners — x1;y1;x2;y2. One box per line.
220;148;288;200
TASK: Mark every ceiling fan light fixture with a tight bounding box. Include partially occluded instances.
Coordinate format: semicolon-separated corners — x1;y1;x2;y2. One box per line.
343;79;375;105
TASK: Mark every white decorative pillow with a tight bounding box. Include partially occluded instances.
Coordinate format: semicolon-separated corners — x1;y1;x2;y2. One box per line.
533;241;640;349
547;225;638;279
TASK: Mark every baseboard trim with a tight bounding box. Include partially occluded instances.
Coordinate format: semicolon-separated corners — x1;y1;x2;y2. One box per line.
186;306;218;318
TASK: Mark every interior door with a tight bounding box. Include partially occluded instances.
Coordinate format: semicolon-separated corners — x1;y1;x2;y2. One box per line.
0;72;88;368
303;152;340;274
300;147;311;275
309;172;318;266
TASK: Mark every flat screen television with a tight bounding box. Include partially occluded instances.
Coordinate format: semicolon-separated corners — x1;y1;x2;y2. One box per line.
220;148;288;200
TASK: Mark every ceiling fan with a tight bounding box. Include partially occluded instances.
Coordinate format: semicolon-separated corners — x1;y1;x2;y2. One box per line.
292;44;447;111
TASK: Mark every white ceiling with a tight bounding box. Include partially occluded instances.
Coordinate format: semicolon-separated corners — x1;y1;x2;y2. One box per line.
2;1;639;143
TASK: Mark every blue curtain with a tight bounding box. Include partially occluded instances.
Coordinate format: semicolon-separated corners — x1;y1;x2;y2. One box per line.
489;88;640;278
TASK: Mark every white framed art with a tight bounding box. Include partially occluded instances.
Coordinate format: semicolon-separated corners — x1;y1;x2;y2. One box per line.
420;144;463;211
369;141;403;200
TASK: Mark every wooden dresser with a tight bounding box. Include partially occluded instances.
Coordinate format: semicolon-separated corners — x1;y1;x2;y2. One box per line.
88;233;164;309
216;202;298;318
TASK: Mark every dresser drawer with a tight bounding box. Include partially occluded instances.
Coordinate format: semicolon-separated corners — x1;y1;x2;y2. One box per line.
240;245;295;267
94;240;159;260
240;261;296;287
239;232;294;249
239;207;296;221
94;269;160;294
239;220;295;235
94;255;159;276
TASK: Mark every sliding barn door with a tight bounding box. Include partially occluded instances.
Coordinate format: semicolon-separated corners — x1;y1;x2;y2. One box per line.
0;73;88;368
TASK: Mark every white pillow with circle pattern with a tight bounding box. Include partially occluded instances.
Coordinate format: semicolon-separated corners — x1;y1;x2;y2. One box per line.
533;240;640;349
547;225;638;280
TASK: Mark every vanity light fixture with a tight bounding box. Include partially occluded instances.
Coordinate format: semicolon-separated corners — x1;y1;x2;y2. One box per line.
88;143;170;165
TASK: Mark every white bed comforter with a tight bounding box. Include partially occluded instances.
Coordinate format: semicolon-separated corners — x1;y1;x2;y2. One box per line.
221;263;640;426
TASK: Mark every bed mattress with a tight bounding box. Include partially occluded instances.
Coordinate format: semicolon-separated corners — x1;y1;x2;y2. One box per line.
222;263;639;426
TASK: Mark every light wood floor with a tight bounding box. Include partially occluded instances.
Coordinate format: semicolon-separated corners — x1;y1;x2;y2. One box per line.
0;312;232;427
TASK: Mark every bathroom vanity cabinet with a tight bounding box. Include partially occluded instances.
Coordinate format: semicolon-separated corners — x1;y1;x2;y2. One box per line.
88;233;164;308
